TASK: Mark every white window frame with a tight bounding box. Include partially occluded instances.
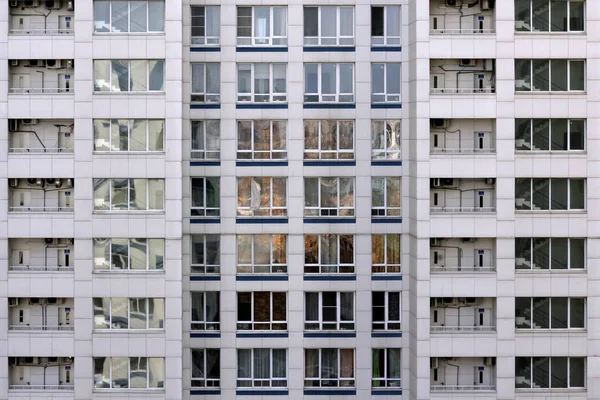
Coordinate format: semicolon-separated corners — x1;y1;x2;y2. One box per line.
515;178;586;211
372;291;401;331
93;179;165;211
237;120;287;160
371;234;401;274
371;6;401;46
93;119;165;152
515;59;585;92
516;357;586;389
303;120;354;160
372;348;402;388
93;60;165;92
191;6;220;45
304;177;355;217
93;298;164;330
237;6;288;46
93;0;165;33
304;234;355;274
304;292;355;331
191;235;221;275
515;118;586;152
236;292;288;331
191;349;221;388
515;0;585;33
515;238;586;270
191;63;221;103
237;63;287;103
371;177;401;217
303;6;355;46
371;63;401;103
93;238;165;271
93;357;165;390
516;297;586;330
371;120;401;160
237;349;288;388
236;177;287;217
304;348;355;388
191;120;220;160
191;177;220;217
237;234;287;274
191;291;220;331
304;63;355;103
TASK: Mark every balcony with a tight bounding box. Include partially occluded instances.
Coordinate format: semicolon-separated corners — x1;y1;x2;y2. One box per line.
9;238;74;272
9;1;74;35
430;238;495;272
9;357;74;392
429;0;495;35
430;357;496;392
430;118;495;154
430;59;495;94
430;297;496;333
9;119;74;153
430;178;496;214
9;59;74;94
9;178;74;213
9;298;74;331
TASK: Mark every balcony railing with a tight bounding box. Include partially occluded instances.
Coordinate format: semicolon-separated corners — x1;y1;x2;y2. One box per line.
431;88;495;94
9;206;74;213
430;326;496;333
9;88;73;94
9;384;74;391
431;384;496;391
430;207;496;213
9;325;74;331
9;265;74;272
430;29;495;34
10;148;74;153
9;29;74;35
430;148;495;154
431;265;495;272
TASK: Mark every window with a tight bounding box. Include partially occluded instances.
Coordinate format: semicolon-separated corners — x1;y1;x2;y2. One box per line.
304;349;355;387
372;177;401;216
93;179;165;211
192;349;220;387
304;177;354;217
515;238;585;270
304;63;354;103
191;292;220;331
191;121;220;159
237;349;287;387
515;357;585;389
372;292;401;330
371;6;401;46
237;235;287;274
237;177;287;217
237;292;287;330
94;0;165;33
304;292;354;330
93;60;164;92
515;0;585;32
515;59;585;92
237;120;287;160
515;119;585;151
237;7;287;46
372;235;401;273
371;63;401;103
93;298;164;329
237;63;287;103
191;6;220;45
191;177;220;217
191;235;220;275
304;120;354;160
94;357;164;389
191;63;220;103
304;235;354;274
93;119;164;152
515;178;585;210
303;6;354;46
372;349;401;388
93;238;165;271
371;120;401;159
515;297;585;329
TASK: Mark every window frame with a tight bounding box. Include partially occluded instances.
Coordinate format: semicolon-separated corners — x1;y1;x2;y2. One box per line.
303;120;355;160
515;238;586;270
93;179;165;211
515;297;586;330
93;238;165;271
93;119;165;152
303;6;355;46
371;234;401;274
191;291;220;331
371;6;402;46
515;118;586;152
371;177;401;217
372;291;402;331
371;120;401;160
515;357;586;389
236;6;288;47
515;59;586;92
190;63;221;103
236;292;288;331
237;349;288;388
93;357;165;390
236;63;287;103
515;178;586;211
191;120;220;160
304;177;355;217
93;0;165;33
93;60;165;92
372;348;402;388
191;177;221;217
514;0;585;33
371;63;402;103
237;120;287;160
191;234;221;275
93;298;164;330
236;177;287;217
304;348;355;388
191;6;220;45
191;349;221;388
237;234;287;274
304;234;355;274
304;292;355;331
304;63;355;103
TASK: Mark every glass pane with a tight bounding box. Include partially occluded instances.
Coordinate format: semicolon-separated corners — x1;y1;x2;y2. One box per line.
111;298;129;328
532;0;549;31
112;357;129;388
148;1;165;32
386;63;401;95
111;179;129;210
129;298;147;329
191;64;205;93
550;238;568;269
339;7;353;37
148;179;165;210
148;120;164;151
130;178;147;210
550;0;568;32
340;64;353;94
532;59;549;91
372;64;384;94
550;357;567;388
570;2;584;31
205;6;219;37
304;7;318;37
94;2;110;32
148;239;164;270
569;119;585;150
130;2;147;32
570;358;585;387
111;60;129;92
515;238;531;270
550;119;567;150
551;60;568;91
148;358;164;388
570;61;585;91
533;298;549;329
532;357;549;388
532;178;549;210
129;357;148;388
570;179;585;209
130;60;147;91
321;7;336;38
570;239;585;269
94;119;110;151
129;238;147;270
515;298;531;328
515;0;531;31
93;298;110;328
515;358;532;388
149;60;164;91
551;179;568;210
550;297;568;328
148;298;165;328
515;119;531;150
321;64;335;94
254;7;270;38
238;349;251;379
94;60;111;91
515;59;531;91
237;7;251;37
130;120;147;151
111;1;128;32
238;64;251;93
570;298;585;328
305;64;318;94
93;238;110;270
94;179;111;210
532;238;549;270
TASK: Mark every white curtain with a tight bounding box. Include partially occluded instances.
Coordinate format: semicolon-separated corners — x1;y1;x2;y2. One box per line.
191;64;205;93
339;7;353;37
386;6;401;38
273;7;286;37
340;293;354;323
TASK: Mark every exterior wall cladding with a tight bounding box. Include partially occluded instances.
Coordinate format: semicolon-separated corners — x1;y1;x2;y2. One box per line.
0;0;598;399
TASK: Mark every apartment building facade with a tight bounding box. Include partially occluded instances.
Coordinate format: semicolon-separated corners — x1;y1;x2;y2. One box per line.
0;0;597;399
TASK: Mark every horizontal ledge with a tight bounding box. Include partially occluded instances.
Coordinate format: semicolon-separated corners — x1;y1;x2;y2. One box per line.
304;218;356;224
190;47;221;52
303;161;355;167
190;104;220;109
236;161;288;167
371;46;402;52
304;275;356;281
190;333;221;338
371;275;402;281
190;161;220;166
236;47;288;53
304;389;356;395
236;390;289;395
236;332;289;338
371;160;402;166
303;46;355;52
190;389;221;395
371;103;402;109
236;218;288;224
371;218;402;223
303;103;356;109
236;103;288;109
190;276;221;281
371;332;403;338
190;218;221;224
236;275;288;281
304;332;356;338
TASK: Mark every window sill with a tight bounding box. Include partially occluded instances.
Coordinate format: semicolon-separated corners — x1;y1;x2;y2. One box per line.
191;47;221;52
514;91;586;95
93;388;165;393
237;389;289;396
236;47;288;53
236;331;288;338
515;150;586;155
514;210;586;215
93;32;165;36
371;103;402;109
515;329;587;334
515;388;586;393
191;331;220;338
93;210;165;215
303;331;356;338
236;160;287;167
371;46;402;52
236;103;288;109
303;103;356;109
303;217;356;224
371;274;402;280
190;275;221;281
303;160;355;167
93;151;166;156
303;274;356;281
514;32;586;36
371;331;402;338
93;330;165;334
236;275;288;281
190;103;220;109
303;46;355;52
93;91;165;95
93;270;165;275
371;159;402;166
515;269;586;274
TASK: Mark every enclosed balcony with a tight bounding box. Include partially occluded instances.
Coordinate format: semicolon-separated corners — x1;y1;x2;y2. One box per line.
430;297;496;333
9;59;74;94
430;0;495;34
430;357;496;392
9;178;74;212
430;178;496;213
9;238;73;272
430;59;495;94
9;1;74;35
9;357;74;391
9;119;73;153
430;238;495;272
9;298;73;331
430;118;495;154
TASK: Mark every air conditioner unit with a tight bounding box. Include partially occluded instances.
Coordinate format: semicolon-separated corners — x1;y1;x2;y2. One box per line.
30;298;40;304
430;298;439;307
458;297;467;305
9;119;18;132
485;178;496;185
24;357;34;364
10;60;19;67
66;0;73;11
21;119;38;125
460;59;476;67
441;178;455;187
45;238;54;244
46;59;62;69
9;358;18;366
430;119;448;129
47;357;58;362
430;358;438;368
430;238;441;247
461;238;472;242
27;178;37;185
446;0;457;6
9;0;18;7
9;179;19;188
28;59;38;67
45;178;56;185
442;297;454;305
55;178;63;188
23;0;39;7
484;357;494;367
36;178;43;186
481;0;494;10
46;0;62;9
47;298;57;304
8;298;19;306
465;297;477;305
432;178;441;188
66;60;74;69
